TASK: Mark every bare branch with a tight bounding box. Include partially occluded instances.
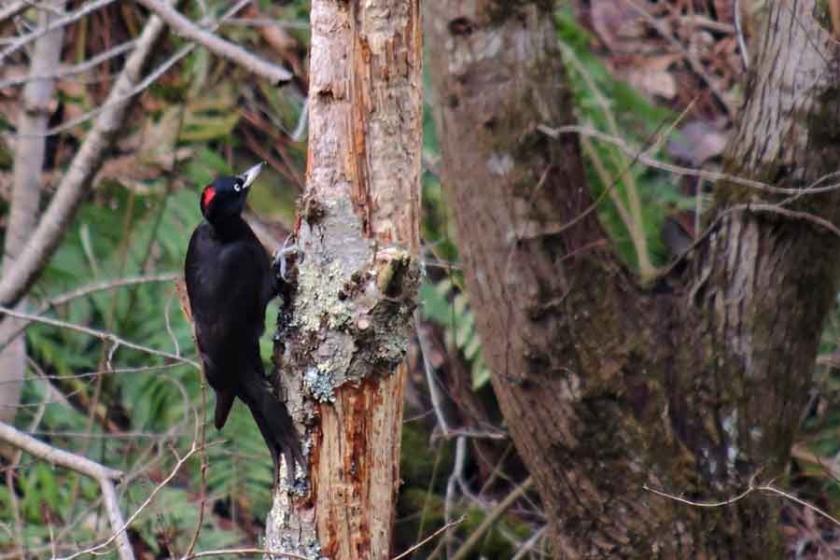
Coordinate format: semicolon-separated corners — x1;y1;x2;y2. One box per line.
181;548;307;559
391;516;466;560
451;478;534;560
0;305;199;368
0;12;167;309
0;1;29;22
98;480;134;560
39;272;179;309
222;17;309;30
136;0;292;84
0;0;65;425
644;477;840;528
17;41;188;138
0;0;117;65
734;0;750;68
511;525;547;560
416;314;451;434
8;0;251;138
539;124;840;197
0;0;66;22
0;421;133;560
0;39;137;89
57;442;200;560
729;203;840;239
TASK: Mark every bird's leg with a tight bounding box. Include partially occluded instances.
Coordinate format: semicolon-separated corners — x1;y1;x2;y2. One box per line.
272;234;300;282
273;234;300;368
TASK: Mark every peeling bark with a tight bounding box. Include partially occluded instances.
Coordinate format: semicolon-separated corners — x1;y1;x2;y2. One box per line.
266;1;422;559
427;0;840;557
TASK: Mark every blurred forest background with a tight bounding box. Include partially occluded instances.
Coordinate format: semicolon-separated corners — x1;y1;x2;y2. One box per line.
2;0;839;558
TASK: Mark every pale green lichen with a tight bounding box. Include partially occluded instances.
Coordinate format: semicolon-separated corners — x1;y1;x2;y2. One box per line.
304;366;336;403
294;259;355;333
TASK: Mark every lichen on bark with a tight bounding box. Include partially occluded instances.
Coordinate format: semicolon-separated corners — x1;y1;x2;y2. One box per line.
266;0;422;557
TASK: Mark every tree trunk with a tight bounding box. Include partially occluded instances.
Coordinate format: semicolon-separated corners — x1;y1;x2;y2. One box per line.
265;1;422;559
0;1;66;427
426;0;840;557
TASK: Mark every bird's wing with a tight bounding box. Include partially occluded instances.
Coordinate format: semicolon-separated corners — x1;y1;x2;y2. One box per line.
185;226;272;355
215;237;273;333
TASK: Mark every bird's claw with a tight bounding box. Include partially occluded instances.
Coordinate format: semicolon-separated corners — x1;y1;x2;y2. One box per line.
273;235;300;281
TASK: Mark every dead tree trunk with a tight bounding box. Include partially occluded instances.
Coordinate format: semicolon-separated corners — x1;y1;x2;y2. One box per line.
265;1;422;559
427;0;840;557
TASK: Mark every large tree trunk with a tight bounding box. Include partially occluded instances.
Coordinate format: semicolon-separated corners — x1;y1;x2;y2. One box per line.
265;1;422;559
426;0;840;557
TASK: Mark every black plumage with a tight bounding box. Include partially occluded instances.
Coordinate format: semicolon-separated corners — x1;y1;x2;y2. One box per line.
184;163;302;482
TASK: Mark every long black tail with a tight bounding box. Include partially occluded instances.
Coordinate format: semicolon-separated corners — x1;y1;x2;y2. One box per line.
236;367;303;484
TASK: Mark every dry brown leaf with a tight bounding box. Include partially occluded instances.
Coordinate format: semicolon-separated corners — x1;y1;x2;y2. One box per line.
591;0;649;53
667;120;729;165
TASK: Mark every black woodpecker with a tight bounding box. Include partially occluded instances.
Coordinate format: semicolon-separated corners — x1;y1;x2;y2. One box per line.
184;162;302;482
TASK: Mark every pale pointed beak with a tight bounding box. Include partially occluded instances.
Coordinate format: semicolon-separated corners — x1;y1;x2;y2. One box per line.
238;161;265;190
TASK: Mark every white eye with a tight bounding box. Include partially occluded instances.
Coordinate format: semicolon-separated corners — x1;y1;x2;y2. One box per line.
233;183;242;192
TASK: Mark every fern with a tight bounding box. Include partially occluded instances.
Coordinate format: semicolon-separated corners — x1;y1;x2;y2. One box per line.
420;278;491;389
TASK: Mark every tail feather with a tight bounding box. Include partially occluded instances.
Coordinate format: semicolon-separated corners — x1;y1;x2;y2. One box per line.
236;369;303;484
213;389;235;430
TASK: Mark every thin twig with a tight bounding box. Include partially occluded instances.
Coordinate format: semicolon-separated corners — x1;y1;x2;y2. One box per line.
136;0;292;84
11;0;251;139
435;428;507;440
538;124;840;197
5;380;50;559
644;482;755;508
0;362;184;387
451;477;534;560
644;477;840;528
391;516;467;560
24;42;189;138
181;548;307;559
0;305;199;368
0;0;117;65
728;203;840;239
57;442;200;560
40;273;179;310
0;421;133;560
0;1;29;22
511;525;546;560
183;380;208;558
734;0;749;68
0;39;137;89
415;314;451;434
621;0;736;118
0;273;178;351
222;17;309;30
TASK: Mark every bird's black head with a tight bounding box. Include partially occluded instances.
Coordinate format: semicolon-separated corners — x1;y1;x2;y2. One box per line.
200;162;265;224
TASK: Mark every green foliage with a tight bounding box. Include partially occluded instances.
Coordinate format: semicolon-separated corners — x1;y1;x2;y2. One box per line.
556;8;691;269
420;279;491;390
419;90;489;388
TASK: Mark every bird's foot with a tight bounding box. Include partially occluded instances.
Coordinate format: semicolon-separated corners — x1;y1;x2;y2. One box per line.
273;235;300;281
